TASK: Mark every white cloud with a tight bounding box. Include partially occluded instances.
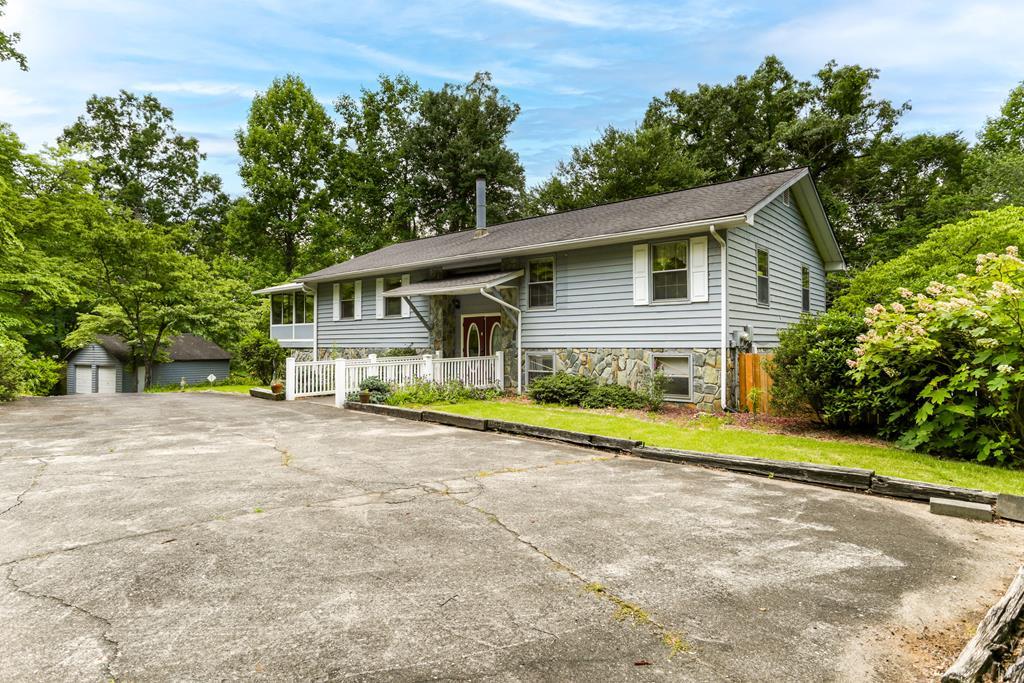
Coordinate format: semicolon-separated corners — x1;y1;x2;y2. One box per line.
133;81;258;97
486;0;738;31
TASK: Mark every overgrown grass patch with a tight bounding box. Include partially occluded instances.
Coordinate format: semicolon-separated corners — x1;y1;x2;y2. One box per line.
422;400;1024;495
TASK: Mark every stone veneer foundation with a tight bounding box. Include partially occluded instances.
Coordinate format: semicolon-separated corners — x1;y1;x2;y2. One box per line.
533;347;727;411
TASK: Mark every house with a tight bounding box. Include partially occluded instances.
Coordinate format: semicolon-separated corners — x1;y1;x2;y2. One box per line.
255;168;844;410
66;334;232;394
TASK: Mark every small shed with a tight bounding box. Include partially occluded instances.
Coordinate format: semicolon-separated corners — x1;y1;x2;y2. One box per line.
66;334;232;394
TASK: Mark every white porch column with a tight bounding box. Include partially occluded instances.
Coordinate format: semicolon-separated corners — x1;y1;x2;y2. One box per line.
494;351;504;390
285;356;295;401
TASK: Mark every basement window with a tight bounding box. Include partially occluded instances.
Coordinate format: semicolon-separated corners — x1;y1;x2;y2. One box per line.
653;355;691;401
526;353;556;386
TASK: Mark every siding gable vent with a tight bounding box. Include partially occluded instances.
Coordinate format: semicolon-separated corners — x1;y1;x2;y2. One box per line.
690;236;709;302
632;244;649;305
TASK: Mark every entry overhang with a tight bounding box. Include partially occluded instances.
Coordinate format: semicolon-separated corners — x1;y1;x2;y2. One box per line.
382;270;523;298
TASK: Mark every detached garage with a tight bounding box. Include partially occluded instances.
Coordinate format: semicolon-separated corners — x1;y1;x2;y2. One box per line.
66;334;232;394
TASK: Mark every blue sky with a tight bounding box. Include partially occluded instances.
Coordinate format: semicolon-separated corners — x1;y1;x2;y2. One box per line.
1;0;1022;195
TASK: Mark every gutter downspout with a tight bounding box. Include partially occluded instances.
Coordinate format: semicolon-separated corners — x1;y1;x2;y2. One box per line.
479;286;522;393
709;226;728;412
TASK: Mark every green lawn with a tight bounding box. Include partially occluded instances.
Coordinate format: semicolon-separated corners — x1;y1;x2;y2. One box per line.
145;383;261;394
423;400;1024;495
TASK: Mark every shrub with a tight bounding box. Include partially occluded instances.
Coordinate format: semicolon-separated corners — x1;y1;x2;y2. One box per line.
386;379;499;406
852;246;1024;464
527;372;596;405
0;336;62;400
635;367;668;411
769;310;885;427
381;347;419;357
351;377;392;404
235;331;286;384
581;383;647;409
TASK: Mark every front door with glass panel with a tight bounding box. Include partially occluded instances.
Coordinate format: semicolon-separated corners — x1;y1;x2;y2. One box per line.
461;315;501;357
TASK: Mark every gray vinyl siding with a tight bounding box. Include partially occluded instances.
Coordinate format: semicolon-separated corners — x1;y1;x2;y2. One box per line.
66;344;130;394
151;360;231;387
518;236;723;349
315;275;431;351
727;194;827;348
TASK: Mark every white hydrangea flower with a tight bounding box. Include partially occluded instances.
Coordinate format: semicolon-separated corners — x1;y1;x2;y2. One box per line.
997;364;1015;374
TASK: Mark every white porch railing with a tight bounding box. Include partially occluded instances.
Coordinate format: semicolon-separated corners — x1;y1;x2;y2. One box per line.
285;353;503;405
286;358;335;399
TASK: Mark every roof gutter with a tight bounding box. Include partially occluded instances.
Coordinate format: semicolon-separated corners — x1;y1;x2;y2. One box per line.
297;215;749;284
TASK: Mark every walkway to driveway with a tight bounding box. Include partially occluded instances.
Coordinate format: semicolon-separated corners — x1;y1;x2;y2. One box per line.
1;393;1022;681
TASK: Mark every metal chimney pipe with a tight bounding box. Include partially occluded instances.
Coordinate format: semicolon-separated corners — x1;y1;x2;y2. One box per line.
475;176;487;233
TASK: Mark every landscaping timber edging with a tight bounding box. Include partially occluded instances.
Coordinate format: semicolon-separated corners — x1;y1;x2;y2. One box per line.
633;445;874;490
339;403;1014;517
249;387;284;401
942;566;1024;682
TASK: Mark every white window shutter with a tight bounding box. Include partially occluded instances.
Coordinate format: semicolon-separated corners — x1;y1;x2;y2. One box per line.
400;274;410;317
632;244;649;305
332;283;340;321
690;236;709;302
353;280;362;320
375;278;384;319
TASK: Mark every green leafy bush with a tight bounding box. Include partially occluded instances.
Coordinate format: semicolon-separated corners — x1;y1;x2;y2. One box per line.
635;368;668;411
235;331;286;384
381;347;419;357
769;310;886;427
852;246;1024;464
387;379;499;406
581;383;646;409
527;372;596;405
351;377;392;404
0;336;62;400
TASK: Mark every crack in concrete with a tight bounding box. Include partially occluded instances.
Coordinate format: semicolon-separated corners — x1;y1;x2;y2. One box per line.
4;564;120;680
0;458;49;518
427;481;700;664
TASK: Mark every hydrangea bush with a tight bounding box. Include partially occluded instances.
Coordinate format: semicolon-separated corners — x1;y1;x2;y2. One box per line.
850;247;1024;464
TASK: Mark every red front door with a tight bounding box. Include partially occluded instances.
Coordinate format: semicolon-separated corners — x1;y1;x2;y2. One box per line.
462;315;501;357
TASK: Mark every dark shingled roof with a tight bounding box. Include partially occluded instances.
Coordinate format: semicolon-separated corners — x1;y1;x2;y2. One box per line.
299;168;807;281
95;333;231;362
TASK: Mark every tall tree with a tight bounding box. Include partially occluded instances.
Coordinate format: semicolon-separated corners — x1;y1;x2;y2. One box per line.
533;124;708;212
334;74;422;251
0;0;27;70
406;72;525;234
59;90;227;246
66;214;227;387
232;74;336;276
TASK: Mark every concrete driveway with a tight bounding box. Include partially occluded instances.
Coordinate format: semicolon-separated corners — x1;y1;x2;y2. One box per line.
1;393;1022;682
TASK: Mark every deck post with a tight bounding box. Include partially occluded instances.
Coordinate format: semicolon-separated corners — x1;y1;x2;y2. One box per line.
285;356;295;401
423;354;434;384
368;353;379;377
494;351;504;390
334;358;347;408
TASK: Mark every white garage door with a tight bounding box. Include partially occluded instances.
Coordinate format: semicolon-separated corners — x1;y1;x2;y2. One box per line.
74;365;93;394
97;366;117;394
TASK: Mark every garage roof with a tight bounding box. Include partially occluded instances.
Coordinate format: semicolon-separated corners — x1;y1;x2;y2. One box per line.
90;334;232;362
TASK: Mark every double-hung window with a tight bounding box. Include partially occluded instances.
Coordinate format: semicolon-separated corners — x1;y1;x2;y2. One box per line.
652;240;688;301
526;353;556;385
339;282;356;319
528;258;555;308
756;249;770;306
383;276;403;317
801;266;810;312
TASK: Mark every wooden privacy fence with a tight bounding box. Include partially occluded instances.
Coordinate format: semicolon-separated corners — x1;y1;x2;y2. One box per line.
284;353;504;405
738;352;774;414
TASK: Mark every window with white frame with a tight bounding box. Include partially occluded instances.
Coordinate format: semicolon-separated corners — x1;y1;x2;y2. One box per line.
295;291;314;324
653;355;691;400
526;353;556;385
756;248;770;306
271;294;293;325
651;240;688;301
528;258;555;308
801;266;810;312
340;282;356;319
383;276;403;317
